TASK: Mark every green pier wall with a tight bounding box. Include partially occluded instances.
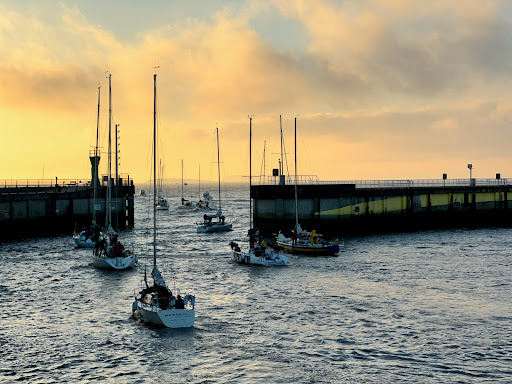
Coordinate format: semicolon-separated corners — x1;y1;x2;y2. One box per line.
0;185;135;241
252;184;512;237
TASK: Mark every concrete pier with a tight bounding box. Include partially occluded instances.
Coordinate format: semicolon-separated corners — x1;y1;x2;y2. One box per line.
252;179;512;236
0;180;135;240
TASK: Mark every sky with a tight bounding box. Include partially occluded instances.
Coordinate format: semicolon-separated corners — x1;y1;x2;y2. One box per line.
2;0;512;184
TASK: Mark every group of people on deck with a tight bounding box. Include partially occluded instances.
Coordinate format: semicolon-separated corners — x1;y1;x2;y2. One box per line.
139;284;185;310
290;226;319;245
203;214;225;226
94;234;125;258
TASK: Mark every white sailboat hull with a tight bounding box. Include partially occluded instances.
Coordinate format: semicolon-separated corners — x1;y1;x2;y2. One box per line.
231;248;288;266
136;302;195;328
156;205;169;210
197;222;232;233
93;255;137;270
73;232;96;248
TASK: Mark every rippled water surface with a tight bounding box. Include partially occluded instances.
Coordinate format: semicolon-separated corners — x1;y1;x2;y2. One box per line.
1;186;511;383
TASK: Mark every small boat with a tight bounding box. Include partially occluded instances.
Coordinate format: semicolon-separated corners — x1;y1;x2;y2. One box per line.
229;116;288;266
91;73;137;270
157;196;169;210
198;210;232;233
277;224;341;256
197;126;232;233
196;191;213;210
73;86;104;248
156;160;169;210
132;72;195;328
230;229;288;266
180;160;196;208
276;117;342;256
137;189;147;196
93;232;137;269
73;225;101;248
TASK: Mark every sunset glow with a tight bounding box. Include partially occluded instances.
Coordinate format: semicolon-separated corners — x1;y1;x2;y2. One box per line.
2;0;512;184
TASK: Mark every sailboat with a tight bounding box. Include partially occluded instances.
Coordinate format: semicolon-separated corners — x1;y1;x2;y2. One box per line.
132;73;195;328
276;117;342;256
92;73;137;270
180;159;195;208
156;160;169;210
74;86;104;248
196;164;213;211
197;126;232;233
229;116;289;266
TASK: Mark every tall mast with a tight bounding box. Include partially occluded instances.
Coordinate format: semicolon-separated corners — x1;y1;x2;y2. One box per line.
216;126;221;210
153;73;157;268
280;115;283;182
92;86;100;224
249;116;252;228
106;73;112;230
198;164;200;199
181;159;184;201
294;117;298;229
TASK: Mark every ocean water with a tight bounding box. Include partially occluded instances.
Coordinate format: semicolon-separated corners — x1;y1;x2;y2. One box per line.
1;186;511;383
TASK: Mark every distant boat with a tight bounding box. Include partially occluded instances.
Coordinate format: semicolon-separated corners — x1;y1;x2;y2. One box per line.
229;117;288;266
132;73;195;328
180;159;195;208
156;160;169;210
197;126;232;233
276;117;341;256
137;190;146;196
73;86;104;248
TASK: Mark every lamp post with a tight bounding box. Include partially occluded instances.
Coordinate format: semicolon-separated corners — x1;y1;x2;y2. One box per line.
468;164;472;185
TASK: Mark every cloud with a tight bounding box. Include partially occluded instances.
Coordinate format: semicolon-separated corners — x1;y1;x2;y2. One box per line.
1;1;512;181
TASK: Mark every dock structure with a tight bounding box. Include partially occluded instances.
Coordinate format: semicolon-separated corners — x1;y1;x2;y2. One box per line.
0;177;135;240
252;177;512;237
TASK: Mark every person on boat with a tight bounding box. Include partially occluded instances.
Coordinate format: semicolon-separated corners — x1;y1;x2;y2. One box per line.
203;214;208;225
220;215;225;224
95;237;106;256
175;295;184;309
291;229;297;245
114;240;125;256
311;230;318;245
260;239;267;255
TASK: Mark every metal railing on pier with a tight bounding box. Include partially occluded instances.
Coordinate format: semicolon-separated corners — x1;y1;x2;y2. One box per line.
0;179;91;189
260;176;511;189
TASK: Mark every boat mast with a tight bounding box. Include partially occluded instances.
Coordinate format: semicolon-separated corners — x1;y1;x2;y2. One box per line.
216;125;221;210
153;73;157;268
198;164;200;199
294;117;298;229
249;116;252;228
181;159;184;201
106;73;112;231
93;86;100;224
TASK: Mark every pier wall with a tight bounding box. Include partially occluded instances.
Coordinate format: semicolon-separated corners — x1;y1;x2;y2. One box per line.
252;184;512;236
0;185;135;240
